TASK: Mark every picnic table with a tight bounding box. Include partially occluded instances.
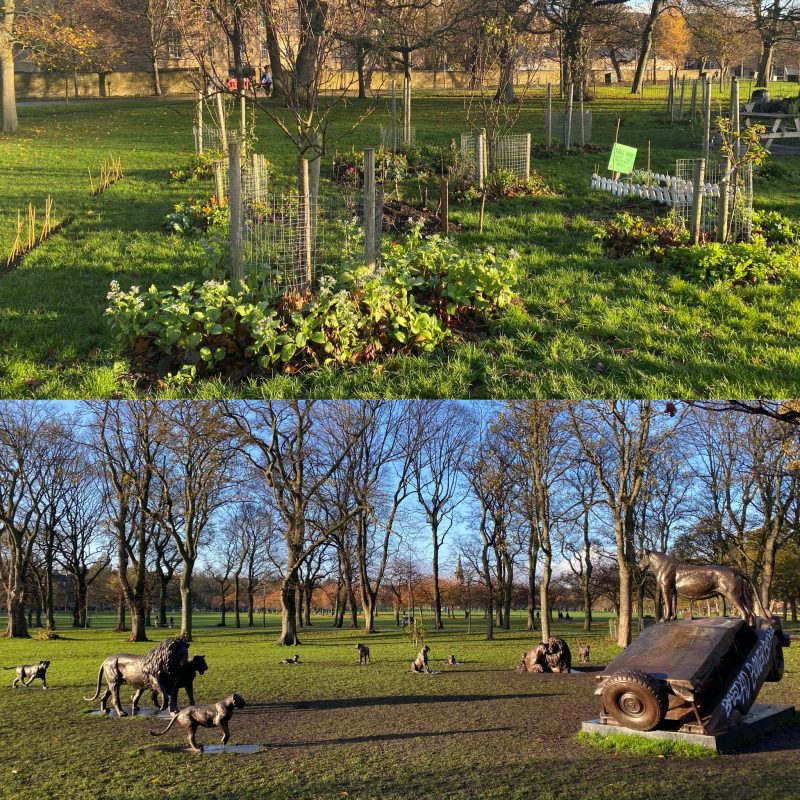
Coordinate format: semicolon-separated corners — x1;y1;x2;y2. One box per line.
742;109;800;149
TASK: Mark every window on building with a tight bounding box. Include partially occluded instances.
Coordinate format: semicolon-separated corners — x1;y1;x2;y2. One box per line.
260;40;269;61
167;31;183;59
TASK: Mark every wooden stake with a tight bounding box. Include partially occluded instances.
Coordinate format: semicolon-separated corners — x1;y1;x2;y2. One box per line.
228;140;244;285
690;158;706;245
439;177;449;235
363;147;376;271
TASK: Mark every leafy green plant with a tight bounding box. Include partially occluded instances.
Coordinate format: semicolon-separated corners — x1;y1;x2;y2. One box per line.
598;212;688;260
164;195;228;235
753;210;800;245
106;225;519;384
332;147;409;185
664;239;795;285
170;153;219;183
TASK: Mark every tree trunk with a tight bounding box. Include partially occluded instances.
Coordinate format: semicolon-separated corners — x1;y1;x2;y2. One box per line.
179;568;193;641
540;545;552;641
248;588;255;626
632;0;663;94
582;573;592;632
219;584;227;626
5;555;28;637
757;41;775;87
432;529;443;629
234;576;241;628
617;558;632;646
152;57;162;96
481;545;494;641
158;575;169;627
296;585;304;629
129;597;147;643
0;1;18;134
277;577;301;645
115;585;127;632
356;44;367;100
303;583;312;626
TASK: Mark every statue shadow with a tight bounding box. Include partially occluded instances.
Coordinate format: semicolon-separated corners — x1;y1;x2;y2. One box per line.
241;692;565;714
266;726;514;748
146;743;265;755
84;706;171;718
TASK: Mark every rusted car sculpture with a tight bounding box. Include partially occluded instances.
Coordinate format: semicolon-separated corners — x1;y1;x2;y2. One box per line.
594;616;790;734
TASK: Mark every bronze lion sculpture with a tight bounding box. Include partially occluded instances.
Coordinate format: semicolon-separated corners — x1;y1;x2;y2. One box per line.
518;637;572;673
150;693;246;752
639;551;770;625
85;637;190;717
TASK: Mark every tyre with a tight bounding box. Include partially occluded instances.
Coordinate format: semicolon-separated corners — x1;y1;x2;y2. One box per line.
766;644;784;682
602;669;668;731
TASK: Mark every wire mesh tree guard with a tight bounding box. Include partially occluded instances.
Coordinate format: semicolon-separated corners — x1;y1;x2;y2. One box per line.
459;132;532;183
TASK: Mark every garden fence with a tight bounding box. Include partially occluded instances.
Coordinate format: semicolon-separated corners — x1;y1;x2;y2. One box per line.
193;124;237;156
459;132;532;184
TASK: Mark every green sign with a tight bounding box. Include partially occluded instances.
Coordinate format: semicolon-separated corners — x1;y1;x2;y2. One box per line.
608;143;637;174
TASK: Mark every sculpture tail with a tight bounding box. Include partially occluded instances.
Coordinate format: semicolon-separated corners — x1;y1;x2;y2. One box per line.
83;666;103;701
150;715;178;737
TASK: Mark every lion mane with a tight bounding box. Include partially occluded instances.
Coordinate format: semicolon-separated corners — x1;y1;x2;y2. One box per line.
142;637;190;688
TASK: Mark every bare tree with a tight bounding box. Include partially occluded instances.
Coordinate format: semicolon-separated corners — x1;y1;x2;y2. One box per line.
151;402;234;641
224;401;371;645
411;401;471;629
569;401;685;646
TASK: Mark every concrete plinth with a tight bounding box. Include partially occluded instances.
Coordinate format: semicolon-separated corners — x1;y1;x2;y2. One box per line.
147;744;265;755
581;704;796;752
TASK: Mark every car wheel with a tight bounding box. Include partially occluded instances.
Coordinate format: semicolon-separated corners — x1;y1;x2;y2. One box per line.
602;669;668;731
766;644;784;682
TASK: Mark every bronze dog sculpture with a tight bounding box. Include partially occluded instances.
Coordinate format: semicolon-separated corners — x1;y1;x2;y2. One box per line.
5;660;50;689
151;654;207;707
411;645;431;674
356;643;371;664
85;637;189;716
577;644;590;664
639;551;770;625
279;654;301;665
150;693;246;752
445;654;460;666
518;637;572;673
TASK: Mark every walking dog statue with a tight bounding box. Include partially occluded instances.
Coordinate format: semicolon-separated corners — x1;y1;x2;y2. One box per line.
639;551;770;626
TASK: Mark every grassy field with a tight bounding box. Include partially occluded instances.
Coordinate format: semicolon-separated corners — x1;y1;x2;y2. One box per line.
0;611;798;800
1;93;799;398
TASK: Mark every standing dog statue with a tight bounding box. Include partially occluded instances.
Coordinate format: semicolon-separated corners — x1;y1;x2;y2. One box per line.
639;551;770;625
150;694;246;753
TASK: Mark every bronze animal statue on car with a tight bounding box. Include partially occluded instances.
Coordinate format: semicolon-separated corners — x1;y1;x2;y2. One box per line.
85;637;189;716
4;660;50;689
639;551;770;625
150;693;246;752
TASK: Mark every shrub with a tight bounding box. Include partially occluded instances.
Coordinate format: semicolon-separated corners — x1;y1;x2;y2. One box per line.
169;153;219;183
332;147;409;184
598;212;688;260
164;195;228;235
753;210;800;246
106;225;520;383
664;239;794;285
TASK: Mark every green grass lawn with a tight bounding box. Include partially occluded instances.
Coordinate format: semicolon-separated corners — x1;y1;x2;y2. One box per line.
0;611;798;800
1;94;799;398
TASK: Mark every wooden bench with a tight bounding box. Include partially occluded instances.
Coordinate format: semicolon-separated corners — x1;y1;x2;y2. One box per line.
742;109;800;149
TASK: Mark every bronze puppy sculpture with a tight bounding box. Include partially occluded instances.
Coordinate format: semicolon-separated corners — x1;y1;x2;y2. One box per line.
5;660;50;689
151;654;208;707
518;637;572;673
578;644;590;664
279;654;301;665
356;643;371;664
150;693;246;753
445;654;460;666
640;551;770;625
411;645;431;674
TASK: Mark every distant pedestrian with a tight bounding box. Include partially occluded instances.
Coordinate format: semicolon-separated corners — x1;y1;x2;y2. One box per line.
260;67;273;96
169;615;174;629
